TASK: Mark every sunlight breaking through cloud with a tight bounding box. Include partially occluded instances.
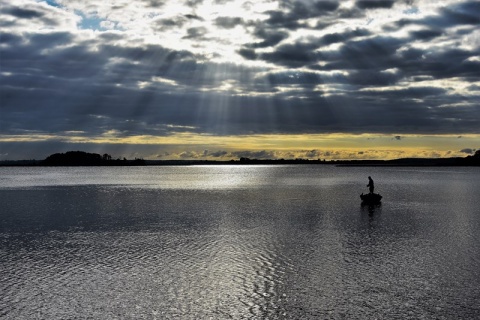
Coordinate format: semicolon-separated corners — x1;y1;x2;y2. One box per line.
1;0;479;159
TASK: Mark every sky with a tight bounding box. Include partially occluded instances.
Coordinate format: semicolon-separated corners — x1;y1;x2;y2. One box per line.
1;0;479;161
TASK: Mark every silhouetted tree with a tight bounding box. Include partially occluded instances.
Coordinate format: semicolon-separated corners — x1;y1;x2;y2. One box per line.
464;150;480;165
43;151;103;166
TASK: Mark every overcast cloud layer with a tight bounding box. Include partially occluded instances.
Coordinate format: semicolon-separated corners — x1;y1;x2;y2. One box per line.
1;0;479;158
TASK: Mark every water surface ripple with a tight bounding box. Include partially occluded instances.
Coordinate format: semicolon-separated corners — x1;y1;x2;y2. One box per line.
1;166;479;319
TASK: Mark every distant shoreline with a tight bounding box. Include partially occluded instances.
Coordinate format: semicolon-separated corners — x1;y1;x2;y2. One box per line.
0;150;478;167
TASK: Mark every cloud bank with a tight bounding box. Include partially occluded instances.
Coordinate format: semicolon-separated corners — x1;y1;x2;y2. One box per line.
1;0;479;159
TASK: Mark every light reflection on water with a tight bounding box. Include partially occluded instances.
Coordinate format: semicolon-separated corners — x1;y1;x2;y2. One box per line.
1;166;479;319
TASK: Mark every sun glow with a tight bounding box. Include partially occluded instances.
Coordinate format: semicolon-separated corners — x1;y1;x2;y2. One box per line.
2;131;478;160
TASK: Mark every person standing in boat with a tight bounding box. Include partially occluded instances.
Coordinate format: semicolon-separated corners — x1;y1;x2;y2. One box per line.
367;176;374;194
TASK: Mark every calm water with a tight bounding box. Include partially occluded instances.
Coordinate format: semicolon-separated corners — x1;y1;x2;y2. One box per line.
1;165;479;319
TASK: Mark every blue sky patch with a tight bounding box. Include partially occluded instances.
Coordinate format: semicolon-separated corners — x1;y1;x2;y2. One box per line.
75;10;107;31
44;0;61;8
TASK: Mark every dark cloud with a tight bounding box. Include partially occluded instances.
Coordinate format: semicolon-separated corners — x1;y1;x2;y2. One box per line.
183;26;208;39
0;33;23;45
144;0;166;8
356;0;396;9
392;1;480;30
184;14;204;21
5;25;477;138
438;1;480;25
467;84;480;91
240;1;342;51
251;29;408;72
237;48;257;60
247;28;289;48
261;0;341;31
315;35;405;73
154;16;188;30
319;28;371;45
366;86;447;98
347;70;401;86
396;48;480;81
4;67;468;138
337;6;364;19
185;0;204;7
261;47;317;67
214;17;244;29
460;148;474;154
213;0;232;4
314;1;340;12
259;71;324;86
29;31;74;47
409;28;443;40
256;39;321;67
337;36;404;67
1;0;479;156
0;3;60;27
3;7;45;19
263;10;306;30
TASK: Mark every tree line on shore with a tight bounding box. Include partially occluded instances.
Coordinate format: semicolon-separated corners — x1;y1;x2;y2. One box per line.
41;151;145;166
0;150;479;166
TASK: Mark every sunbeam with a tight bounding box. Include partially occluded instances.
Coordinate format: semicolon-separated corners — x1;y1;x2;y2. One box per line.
1;0;479;160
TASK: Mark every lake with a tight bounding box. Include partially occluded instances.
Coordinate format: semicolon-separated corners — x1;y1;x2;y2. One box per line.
1;165;479;319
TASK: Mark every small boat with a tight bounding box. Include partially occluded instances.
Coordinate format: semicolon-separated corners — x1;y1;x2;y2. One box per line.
360;192;382;204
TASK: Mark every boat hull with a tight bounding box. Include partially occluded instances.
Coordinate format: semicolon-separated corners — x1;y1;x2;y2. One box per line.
360;193;382;204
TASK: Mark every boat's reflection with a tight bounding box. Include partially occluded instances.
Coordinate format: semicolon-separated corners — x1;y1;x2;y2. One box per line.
361;202;382;215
